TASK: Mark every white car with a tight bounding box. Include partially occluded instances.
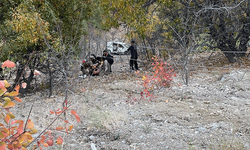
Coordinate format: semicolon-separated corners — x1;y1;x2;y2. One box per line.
106;41;130;55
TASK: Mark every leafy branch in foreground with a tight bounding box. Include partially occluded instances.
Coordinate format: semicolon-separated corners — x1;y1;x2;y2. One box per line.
0;60;80;150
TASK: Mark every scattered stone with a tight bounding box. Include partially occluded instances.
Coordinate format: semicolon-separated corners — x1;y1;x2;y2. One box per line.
204;101;210;104
91;143;97;150
89;135;95;141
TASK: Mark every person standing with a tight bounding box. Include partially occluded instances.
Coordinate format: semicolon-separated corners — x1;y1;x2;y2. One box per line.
102;50;114;73
127;40;138;71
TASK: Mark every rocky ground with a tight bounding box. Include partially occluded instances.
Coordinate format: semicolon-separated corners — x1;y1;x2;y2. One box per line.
14;55;250;150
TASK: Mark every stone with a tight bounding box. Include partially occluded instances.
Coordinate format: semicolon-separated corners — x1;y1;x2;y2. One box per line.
89;135;95;141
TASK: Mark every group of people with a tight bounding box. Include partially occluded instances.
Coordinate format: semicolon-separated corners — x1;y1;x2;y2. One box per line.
81;50;114;76
81;40;139;77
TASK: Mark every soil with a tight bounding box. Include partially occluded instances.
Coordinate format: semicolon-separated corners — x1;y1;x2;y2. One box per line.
13;55;250;150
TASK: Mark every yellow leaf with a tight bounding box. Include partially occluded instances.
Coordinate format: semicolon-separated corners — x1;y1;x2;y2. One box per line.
3;80;10;88
142;75;146;81
4;91;19;97
3;101;15;108
29;129;37;134
3;97;11;102
0;88;7;96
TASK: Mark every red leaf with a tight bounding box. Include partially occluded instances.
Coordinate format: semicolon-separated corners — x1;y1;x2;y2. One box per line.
64;120;69;123
11;120;19;125
55;127;63;131
2;60;15;68
37;142;43;150
39;135;46;144
46;140;53;146
55;111;62;115
56;136;63;145
65;126;68;134
0;142;6;150
71;111;80;122
70;110;76;115
49;110;54;114
0;81;4;89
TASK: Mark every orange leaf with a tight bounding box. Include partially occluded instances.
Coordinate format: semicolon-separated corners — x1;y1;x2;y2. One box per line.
42;143;48;147
56;136;63;145
49;110;54;114
17;120;24;134
11;120;20;125
22;83;27;89
39;135;46;144
69;125;73;131
2;60;15;68
55;127;63;131
27;119;34;129
3;101;15;108
70;110;76;115
22;147;26;150
64;120;69;123
5;114;11;124
0;81;4;89
71;110;80;122
15;85;20;93
14;97;22;102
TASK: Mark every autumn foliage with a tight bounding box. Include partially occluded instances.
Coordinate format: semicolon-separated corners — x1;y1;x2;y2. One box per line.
0;60;80;150
139;57;176;101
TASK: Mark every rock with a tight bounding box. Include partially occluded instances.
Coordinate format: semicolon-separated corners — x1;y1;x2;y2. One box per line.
91;143;97;150
100;142;105;145
197;127;206;133
89;135;95;141
231;97;238;101
204;101;210;104
233;109;241;117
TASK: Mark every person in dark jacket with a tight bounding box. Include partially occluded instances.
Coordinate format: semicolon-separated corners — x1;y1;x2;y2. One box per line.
127;40;138;71
103;50;114;72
